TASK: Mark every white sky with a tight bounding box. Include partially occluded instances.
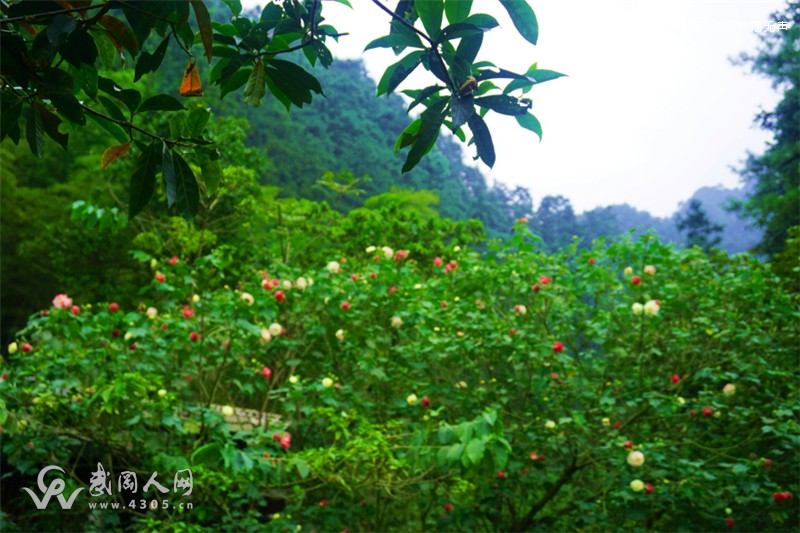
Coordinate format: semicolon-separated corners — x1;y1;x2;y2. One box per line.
245;0;787;216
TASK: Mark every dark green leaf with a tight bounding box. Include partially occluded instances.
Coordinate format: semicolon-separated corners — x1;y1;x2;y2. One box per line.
47;14;78;46
425;49;451;87
403;85;445;112
185;107;211;137
222;0;243;16
465;438;486;465
456;31;483;65
378;51;424;96
451;93;474;131
439;22;483;42
462;13;500;30
35;103;68;150
260;2;283;30
515;112;542;140
498;0;538;45
0;100;23;143
86;112;129;144
121;1;163;47
445;0;472;23
162;143;177;207
93;31;118;70
171;151;200;219
416;0;443;39
220;68;251;99
474;94;531;115
394;118;422;154
97;95;126;122
402;98;448;172
313;41;333;68
37;68;73;98
73;62;98;99
134;36;170;82
264;59;323;108
98;77;141;113
244;59;266;107
7;0;60;18
468;113;495;167
201;159;222;194
365;33;423;52
25;105;45;157
60;29;98;67
50;94;85;125
138;95;186;113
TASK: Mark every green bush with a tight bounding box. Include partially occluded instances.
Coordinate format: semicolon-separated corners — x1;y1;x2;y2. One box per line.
2;226;798;532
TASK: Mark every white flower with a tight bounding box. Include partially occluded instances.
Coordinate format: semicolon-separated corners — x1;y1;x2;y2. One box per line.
630;479;645;492
157;389;167;397
146;307;158;319
322;377;334;388
307;277;314;286
8;342;17;355
407;394;418;406
414;283;422;289
382;246;394;259
514;305;527;314
643;265;657;275
723;383;736;396
335;329;345;341
632;303;644;316
240;292;254;305
296;277;308;290
124;332;134;341
282;280;292;290
221;405;234;417
260;329;272;342
192;294;200;303
677;396;686;405
289;375;299;384
366;246;376;254
627;451;645;467
624;266;633;276
391;316;403;328
269;323;283;337
326;261;341;274
644;300;660;316
453;246;461;252
545;420;556;429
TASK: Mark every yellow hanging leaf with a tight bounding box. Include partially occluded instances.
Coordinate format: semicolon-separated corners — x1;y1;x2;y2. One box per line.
101;142;131;169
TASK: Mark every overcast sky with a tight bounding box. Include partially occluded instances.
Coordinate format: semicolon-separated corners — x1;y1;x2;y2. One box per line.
245;0;787;216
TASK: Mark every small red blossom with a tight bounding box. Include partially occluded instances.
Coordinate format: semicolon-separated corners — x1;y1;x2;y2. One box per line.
441;301;448;308
189;331;201;342
351;274;359;281
631;276;642;285
369;273;377;279
645;484;654;494
532;284;541;293
272;432;282;442
319;499;327;507
588;258;596;265
274;290;286;303
764;458;772;469
671;374;681;384
614;421;622;429
111;329;121;338
388;286;397;295
109;302;120;312
444;503;453;512
71;305;80;315
774;492;786;503
725;517;735;529
553;341;565;353
623;440;634;449
262;367;271;379
21;343;32;353
394;250;409;262
341;301;351;310
183;308;194;318
702;407;713;417
421;397;430;408
155;273;166;282
521;468;529;475
2;373;9;381
433;257;443;267
539;275;551;285
169;256;179;265
497;471;506;479
161;322;168;330
508;328;517;335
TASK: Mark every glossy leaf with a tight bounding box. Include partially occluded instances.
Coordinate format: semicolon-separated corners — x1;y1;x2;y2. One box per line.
474;94;531;116
515;112;542;140
402;98;448;172
468;113;495;167
416;0;443;39
190;0;214;62
134;36;170;82
86;112;129;144
185;107;211;137
50;94;85;125
378;51;424;97
445;0;472;23
264;59;322;108
365;33;424;52
98;15;139;57
498;0;538;45
128;142;160;218
171;151;200;220
451;93;475;131
243;58;266;107
138;95;186;113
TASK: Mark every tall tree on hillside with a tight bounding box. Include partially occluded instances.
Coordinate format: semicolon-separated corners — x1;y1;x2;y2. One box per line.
732;1;800;257
677;199;724;251
536;195;578;251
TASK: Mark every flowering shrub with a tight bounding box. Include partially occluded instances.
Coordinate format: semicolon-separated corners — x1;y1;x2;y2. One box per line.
1;228;798;532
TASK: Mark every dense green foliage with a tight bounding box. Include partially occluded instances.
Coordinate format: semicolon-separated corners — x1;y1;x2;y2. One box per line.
676;199;724;252
2;222;798;532
732;1;800;257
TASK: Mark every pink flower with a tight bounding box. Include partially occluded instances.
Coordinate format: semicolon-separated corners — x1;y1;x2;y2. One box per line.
274;290;286;303
70;305;80;316
341;301;351;310
433;257;443;267
388;286;397;295
169;256;179;265
155;272;166;282
441;301;448;308
280;432;291;450
394;250;409;262
539;276;551;285
631;276;642;285
109;302;120;312
183;308;194;318
53;294;73;309
262;367;271;379
553;341;564;353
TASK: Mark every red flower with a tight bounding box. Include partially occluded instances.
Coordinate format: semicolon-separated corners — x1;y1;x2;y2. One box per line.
319;499;328;507
645;484;654;494
369;273;377;279
1;373;9;381
631;276;642;285
440;301;448;308
341;301;351;310
532;284;541;293
588;258;596;265
183;309;194;318
155;273;166;282
725;517;735;529
109;302;120;312
388;286;397;295
272;432;282;442
774;492;786;503
111;329;121;338
421;397;430;408
274;290;286;303
764;458;772;469
702;407;713;417
497;471;506;479
169;256;179;265
71;305;80;315
671;374;681;384
394;250;409;262
444;503;453;513
189;331;201;342
552;341;564;353
262;367;271;379
623;440;634;449
614;421;622;429
539;275;551;285
21;343;32;353
351;274;359;281
433;257;443;267
508;328;517;336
